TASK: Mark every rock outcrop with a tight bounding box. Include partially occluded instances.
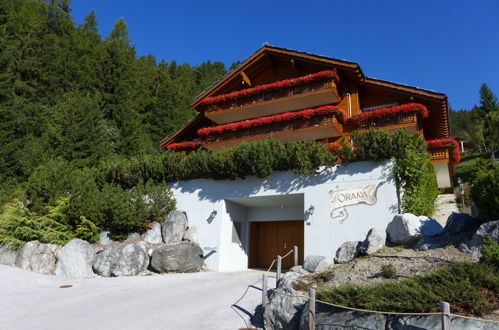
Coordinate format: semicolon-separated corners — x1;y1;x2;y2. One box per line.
182;226;198;243
314;258;335;273
359;227;386;255
143;222;162;244
162;210;188;244
414;212;486;251
55;239;95;278
93;241;149;277
14;241;60;275
459;220;499;258
387;213;442;246
335;241;361;264
0;245;17;266
150;242;203;273
98;231;113;245
264;267;308;330
303;255;325;273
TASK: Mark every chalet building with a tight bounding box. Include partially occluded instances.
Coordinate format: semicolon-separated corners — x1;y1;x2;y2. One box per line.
160;46;458;271
161;45;458;188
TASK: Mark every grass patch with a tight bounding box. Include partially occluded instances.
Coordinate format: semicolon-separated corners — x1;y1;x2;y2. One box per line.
317;262;498;316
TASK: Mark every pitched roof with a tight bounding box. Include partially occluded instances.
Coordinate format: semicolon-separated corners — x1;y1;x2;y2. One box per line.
190;44;365;107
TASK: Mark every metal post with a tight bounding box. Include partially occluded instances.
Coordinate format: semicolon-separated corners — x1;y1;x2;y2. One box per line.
309;288;316;330
294;245;299;267
440;301;451;330
276;255;282;288
262;274;267;308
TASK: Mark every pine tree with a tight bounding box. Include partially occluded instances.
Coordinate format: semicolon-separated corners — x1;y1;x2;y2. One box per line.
478;84;499;152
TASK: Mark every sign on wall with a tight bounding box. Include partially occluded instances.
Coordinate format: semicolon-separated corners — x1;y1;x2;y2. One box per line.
329;182;383;223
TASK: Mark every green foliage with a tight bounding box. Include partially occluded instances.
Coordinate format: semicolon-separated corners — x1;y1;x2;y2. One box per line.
317;262;499;315
0;197;75;249
480;236;499;268
380;264;397;279
350;129;439;216
470;161;499;221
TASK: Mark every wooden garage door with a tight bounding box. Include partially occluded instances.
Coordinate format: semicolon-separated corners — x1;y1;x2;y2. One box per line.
248;220;304;269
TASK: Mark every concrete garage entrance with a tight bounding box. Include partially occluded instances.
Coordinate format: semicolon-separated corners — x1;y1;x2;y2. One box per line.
249;220;303;268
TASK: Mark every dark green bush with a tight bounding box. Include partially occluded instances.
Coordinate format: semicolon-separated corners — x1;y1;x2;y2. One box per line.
317;262;499;316
471;163;499;221
480;236;499;268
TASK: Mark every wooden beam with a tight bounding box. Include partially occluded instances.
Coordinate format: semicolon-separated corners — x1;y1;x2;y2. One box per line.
264;53;277;75
290;58;302;74
240;71;252;87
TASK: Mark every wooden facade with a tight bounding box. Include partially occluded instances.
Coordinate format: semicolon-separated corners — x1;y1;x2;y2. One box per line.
160;45;458;185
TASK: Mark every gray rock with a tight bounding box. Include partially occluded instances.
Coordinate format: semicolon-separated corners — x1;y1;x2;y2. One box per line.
125;232;141;242
161;210;188;244
359;227;386;255
314;258;335;273
0;245;17;266
143;222;162;244
334;241;361;263
264;269;308;330
150;242;203;273
15;241;60;275
388;314;496;330
289;265;308;274
55;239;95;278
414;212;486;251
387;213;426;246
303;255;325;272
182;226;198;243
93;241;149;277
299;303;386;330
98;231;113;245
459;220;499;258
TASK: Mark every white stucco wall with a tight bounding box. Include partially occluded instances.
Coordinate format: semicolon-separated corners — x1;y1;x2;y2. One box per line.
433;163;452;188
169;160;399;271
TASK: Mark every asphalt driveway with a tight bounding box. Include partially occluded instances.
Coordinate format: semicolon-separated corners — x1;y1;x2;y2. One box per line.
0;265;275;330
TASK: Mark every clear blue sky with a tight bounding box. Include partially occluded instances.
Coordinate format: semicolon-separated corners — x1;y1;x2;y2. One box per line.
71;0;498;110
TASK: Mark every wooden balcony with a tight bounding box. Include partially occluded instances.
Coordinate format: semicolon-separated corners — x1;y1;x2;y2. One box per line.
202;114;343;151
203;78;340;124
344;113;422;134
429;148;450;164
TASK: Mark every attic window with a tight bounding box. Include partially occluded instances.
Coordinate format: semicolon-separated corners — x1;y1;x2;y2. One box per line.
362;103;398;112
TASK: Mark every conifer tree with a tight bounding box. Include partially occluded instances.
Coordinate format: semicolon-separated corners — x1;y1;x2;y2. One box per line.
478;83;499;151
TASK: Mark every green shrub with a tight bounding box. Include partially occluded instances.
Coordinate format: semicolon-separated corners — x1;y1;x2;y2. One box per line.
380;264;397;278
317;262;499;316
471;163;499;221
480;236;499;268
0;198;76;249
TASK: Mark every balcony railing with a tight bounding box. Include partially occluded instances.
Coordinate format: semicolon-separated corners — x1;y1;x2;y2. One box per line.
203;79;336;114
345;113;421;133
429;148;450;163
199;71;341;124
202;113;342;150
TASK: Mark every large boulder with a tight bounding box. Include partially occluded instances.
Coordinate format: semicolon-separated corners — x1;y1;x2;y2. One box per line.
161;210;188;244
15;241;60;275
414;213;486;251
150;242;203;273
334;241;361;264
55;239;95;278
93;241;149;277
264;268;308;330
314;258;335;273
359;227;386;255
388;314;495;330
98;231;113;245
0;245;17;266
124;232;140;242
299;303;386;330
143;222;162;244
182;226;198;243
459;220;499;258
303;255;325;273
387;214;442;246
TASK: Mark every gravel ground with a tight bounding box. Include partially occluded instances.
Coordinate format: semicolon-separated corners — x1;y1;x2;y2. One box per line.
312;246;477;287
